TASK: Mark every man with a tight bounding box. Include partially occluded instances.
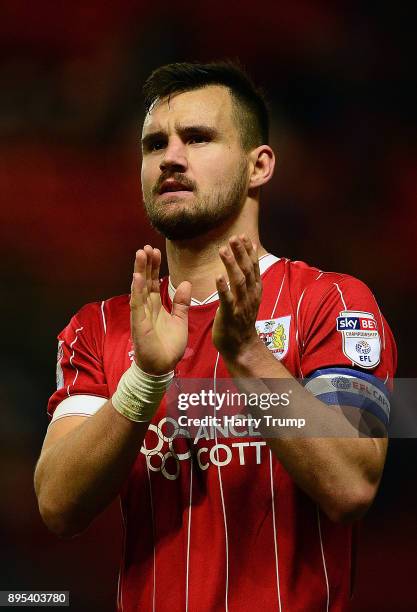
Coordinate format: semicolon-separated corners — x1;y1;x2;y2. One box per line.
35;62;396;611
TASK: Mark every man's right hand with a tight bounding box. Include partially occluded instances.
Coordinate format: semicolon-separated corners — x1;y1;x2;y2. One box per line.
35;245;191;537
130;245;191;375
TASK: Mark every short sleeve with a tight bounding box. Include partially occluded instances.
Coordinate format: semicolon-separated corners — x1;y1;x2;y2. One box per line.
47;302;109;422
298;275;396;427
299;275;397;384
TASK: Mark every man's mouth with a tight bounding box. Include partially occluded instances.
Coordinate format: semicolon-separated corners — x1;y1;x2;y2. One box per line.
158;180;193;195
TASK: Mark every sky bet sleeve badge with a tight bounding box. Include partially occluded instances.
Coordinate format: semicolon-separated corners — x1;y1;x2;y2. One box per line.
336;310;381;368
255;316;291;360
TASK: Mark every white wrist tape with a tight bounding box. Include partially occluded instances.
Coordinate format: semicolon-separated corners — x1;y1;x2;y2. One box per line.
112;361;174;422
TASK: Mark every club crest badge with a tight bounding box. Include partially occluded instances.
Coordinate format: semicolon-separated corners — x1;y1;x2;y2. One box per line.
255;316;291;360
336;310;381;368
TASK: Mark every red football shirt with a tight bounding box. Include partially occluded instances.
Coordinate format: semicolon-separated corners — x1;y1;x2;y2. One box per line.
47;255;396;612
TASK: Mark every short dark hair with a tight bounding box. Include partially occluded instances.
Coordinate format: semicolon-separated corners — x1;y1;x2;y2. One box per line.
142;60;269;150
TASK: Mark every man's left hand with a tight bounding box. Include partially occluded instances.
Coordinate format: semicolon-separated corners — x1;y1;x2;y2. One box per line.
212;234;263;361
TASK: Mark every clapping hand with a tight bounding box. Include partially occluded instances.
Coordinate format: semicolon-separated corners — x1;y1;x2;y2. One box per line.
212;235;262;361
130;245;191;374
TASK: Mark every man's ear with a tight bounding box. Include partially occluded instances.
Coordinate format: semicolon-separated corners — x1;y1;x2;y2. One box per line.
248;145;275;189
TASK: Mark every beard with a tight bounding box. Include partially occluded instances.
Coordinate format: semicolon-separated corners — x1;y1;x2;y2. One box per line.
142;159;248;241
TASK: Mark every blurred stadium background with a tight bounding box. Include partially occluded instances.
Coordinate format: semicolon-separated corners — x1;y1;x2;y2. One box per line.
0;2;416;610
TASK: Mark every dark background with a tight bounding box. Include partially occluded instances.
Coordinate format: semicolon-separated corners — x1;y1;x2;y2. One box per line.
0;2;416;610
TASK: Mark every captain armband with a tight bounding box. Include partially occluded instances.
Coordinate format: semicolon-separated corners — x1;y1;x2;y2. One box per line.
304;367;390;426
112;361;174;422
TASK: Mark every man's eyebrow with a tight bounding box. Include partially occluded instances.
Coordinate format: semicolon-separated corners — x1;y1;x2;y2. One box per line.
176;124;218;138
141;125;219;148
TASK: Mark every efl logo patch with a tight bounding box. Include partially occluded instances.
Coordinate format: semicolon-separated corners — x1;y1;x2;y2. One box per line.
255;316;291;360
336;310;381;368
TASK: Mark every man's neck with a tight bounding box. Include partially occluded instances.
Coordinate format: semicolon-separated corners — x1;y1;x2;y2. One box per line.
166;224;267;303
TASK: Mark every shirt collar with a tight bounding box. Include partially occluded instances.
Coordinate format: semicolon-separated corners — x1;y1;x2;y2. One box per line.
168;253;279;305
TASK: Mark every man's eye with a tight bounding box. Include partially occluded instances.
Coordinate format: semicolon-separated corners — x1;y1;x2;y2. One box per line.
151;141;165;151
188;136;208;144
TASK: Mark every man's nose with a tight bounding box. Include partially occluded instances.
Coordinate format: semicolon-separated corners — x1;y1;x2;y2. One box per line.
159;138;188;173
